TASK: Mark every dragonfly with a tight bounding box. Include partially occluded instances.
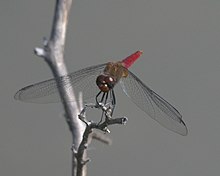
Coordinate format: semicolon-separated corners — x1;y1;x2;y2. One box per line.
15;51;187;136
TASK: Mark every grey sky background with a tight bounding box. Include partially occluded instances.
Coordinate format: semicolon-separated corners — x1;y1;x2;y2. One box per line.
1;0;220;175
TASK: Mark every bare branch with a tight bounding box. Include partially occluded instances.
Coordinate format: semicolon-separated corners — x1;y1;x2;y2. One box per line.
34;0;85;176
76;123;93;176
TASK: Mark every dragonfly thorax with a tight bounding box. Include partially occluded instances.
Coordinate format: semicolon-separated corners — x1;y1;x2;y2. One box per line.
96;75;116;92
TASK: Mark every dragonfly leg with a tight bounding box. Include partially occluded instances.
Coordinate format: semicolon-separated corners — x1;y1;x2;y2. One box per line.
98;92;109;125
96;90;117;124
110;89;116;116
96;90;107;105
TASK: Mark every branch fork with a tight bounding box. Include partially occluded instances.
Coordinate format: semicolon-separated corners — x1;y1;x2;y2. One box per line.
79;102;128;132
75;102;128;175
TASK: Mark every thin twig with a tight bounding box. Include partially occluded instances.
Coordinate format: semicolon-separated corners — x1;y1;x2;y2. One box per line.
34;0;85;176
76;103;128;175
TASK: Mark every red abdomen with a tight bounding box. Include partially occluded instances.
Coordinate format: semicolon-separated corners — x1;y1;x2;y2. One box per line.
121;50;143;68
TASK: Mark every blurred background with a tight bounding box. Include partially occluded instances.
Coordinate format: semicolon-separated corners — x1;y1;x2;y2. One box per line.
1;0;220;175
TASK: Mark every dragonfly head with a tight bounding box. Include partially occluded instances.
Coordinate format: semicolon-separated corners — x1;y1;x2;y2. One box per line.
96;75;116;92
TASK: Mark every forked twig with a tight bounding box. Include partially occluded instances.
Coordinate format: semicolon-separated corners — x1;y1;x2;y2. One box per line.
76;103;128;176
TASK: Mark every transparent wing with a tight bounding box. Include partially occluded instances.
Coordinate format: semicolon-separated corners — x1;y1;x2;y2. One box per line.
120;70;187;135
14;63;107;103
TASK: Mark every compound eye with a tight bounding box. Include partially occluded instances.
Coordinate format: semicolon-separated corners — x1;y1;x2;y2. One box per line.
99;84;109;92
104;76;115;89
96;75;106;85
96;75;115;92
96;75;109;92
104;76;114;84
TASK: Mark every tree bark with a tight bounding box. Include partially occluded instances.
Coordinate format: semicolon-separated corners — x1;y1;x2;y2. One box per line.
34;0;85;175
